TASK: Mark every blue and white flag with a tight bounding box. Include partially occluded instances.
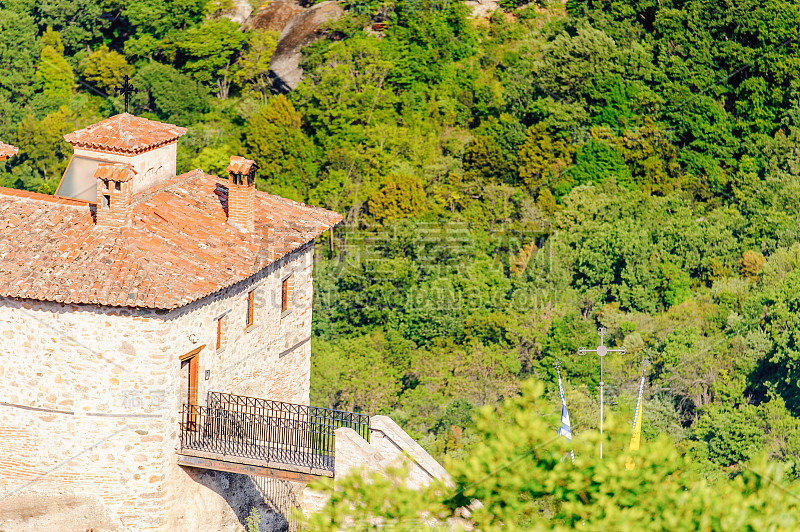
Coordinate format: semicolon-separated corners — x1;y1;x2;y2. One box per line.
556;363;576;464
558;403;572;442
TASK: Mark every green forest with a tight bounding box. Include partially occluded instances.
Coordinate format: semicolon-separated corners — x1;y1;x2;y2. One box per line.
3;0;800;527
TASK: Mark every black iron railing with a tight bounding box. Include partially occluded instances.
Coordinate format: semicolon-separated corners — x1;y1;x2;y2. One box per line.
179;392;370;473
207;392;371;442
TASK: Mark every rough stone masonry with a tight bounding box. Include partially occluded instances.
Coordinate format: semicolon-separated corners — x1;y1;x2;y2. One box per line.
0;243;317;530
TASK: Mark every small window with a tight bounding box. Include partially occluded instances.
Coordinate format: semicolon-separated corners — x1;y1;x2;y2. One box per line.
115;181;121;191
281;274;294;316
246;290;255;328
214;311;230;348
281;277;289;313
102;194;110;208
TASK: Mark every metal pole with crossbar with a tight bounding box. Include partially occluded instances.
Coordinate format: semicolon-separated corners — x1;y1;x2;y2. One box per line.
115;75;138;114
578;327;626;460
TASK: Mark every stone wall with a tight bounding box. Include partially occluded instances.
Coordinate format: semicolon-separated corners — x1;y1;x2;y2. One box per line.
322;421;474;531
161;241;315;407
330;418;452;491
297;418;454;526
369;416;454;489
165;467;304;532
0;243;316;530
0;298;173;530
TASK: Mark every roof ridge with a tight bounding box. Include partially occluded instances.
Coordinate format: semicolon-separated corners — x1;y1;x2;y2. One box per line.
63;113;188;154
130;169;206;207
0;186;91;207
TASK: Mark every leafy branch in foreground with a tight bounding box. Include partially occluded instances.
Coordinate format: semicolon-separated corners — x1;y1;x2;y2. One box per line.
302;381;800;531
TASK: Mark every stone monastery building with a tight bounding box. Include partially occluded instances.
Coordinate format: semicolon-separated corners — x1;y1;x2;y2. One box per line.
0;114;450;532
0;113;344;529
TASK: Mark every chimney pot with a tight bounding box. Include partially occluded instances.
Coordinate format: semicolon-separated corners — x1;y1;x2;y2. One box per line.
226;156;258;233
94;163;136;226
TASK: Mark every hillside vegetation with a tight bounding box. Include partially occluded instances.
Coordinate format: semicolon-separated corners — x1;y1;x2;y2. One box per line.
3;0;800;494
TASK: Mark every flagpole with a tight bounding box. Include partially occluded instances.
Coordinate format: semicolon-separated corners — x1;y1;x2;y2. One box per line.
600;355;604;460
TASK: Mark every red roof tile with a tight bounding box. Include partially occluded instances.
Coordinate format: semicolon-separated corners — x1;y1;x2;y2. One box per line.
0;186;89;206
63;113;188;154
0;172;342;309
95;163;136;182
226;156;257;175
0;142;18;159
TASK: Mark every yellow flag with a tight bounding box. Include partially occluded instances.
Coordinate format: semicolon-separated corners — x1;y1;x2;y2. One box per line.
625;401;642;470
627;364;648;470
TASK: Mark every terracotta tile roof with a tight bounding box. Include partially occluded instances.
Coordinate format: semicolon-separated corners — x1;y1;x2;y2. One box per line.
0;142;18;159
0;186;90;206
227;156;257;175
95;163;136;182
63;113;188;154
0;172;342;309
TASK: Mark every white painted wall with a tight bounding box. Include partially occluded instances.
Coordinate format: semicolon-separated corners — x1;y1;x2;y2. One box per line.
67;142;179;198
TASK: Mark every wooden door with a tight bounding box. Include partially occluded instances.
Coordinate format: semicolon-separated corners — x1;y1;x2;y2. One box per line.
180;346;204;430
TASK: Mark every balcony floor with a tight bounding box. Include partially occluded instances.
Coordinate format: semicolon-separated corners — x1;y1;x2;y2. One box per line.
177;447;333;482
179;434;334;479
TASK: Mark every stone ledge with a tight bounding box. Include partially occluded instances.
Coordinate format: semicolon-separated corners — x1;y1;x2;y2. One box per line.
371;415;453;487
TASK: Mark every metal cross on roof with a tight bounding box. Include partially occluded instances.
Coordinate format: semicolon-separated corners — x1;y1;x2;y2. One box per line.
115;75;138;113
578;327;626;460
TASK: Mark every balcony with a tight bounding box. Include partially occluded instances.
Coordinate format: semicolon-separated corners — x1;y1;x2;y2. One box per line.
178;392;370;480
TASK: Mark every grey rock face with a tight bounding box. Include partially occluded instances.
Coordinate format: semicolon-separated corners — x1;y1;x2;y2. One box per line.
249;0;305;33
269;1;345;92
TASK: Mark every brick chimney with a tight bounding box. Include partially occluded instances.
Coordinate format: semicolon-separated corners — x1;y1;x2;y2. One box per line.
226;156;258;233
94;163;136;227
